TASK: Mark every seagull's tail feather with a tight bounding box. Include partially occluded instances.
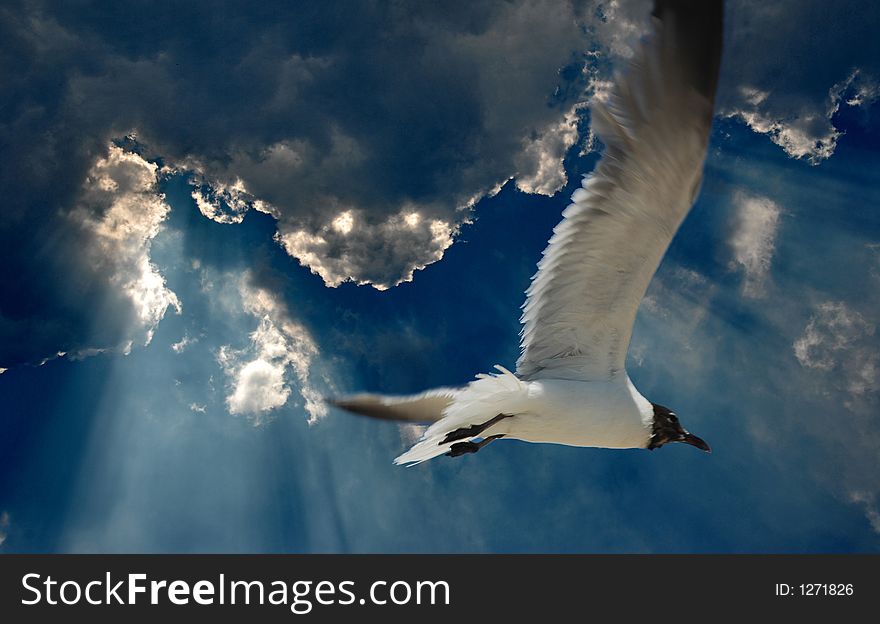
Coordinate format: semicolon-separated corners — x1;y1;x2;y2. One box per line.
394;366;529;466
328;388;458;424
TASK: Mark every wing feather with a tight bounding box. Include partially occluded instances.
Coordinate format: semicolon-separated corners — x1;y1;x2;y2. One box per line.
517;0;723;381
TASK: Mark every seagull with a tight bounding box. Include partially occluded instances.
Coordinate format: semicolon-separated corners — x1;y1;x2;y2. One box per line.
331;0;723;465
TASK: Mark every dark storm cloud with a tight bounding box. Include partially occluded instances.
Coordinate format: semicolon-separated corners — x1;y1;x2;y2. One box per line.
717;0;880;162
0;0;598;366
594;0;880;161
3;0;877;368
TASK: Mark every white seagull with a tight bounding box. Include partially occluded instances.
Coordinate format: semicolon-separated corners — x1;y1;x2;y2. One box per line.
332;0;723;465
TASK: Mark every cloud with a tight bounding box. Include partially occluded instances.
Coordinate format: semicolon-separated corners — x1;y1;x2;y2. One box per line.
0;511;9;547
514;104;583;195
39;2;596;290
793;301;878;397
721;71;878;163
170;333;196;354
633;249;880;538
218;277;327;424
72;145;181;348
586;0;646;59
849;492;880;534
728;192;781;297
183;0;597;288
0;1;612;365
188;175;277;225
722;87;841;163
276;209;456;290
842;70;880;107
717;1;880;163
220;323;293;418
632;265;719;372
3;0;878;369
597;1;880;164
560;1;880;167
0;141;178;367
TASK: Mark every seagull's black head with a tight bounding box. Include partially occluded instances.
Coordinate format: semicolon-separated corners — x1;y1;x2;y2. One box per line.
647;403;711;453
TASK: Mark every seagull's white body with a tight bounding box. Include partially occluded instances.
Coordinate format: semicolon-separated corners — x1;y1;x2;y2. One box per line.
394;369;653;465
332;0;723;465
493;376;653;449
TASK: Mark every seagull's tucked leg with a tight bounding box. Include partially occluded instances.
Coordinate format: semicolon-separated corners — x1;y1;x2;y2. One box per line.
446;434;506;457
440;413;513;445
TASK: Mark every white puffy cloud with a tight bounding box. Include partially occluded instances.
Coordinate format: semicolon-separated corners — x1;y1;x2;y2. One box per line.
515;104;583;195
224;348;291;416
277;210;455;290
728;192;782;297
218;278;326;424
794;301;878;397
71;145;180;351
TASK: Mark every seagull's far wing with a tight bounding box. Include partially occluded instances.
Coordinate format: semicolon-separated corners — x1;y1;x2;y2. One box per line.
517;0;723;382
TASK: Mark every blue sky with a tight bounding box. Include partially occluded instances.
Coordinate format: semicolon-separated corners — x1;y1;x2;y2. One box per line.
1;0;879;553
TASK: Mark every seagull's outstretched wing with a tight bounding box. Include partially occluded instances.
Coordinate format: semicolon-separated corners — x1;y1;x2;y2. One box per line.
517;0;723;382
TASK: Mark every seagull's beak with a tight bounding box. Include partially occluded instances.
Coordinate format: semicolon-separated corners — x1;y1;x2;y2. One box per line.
680;432;711;453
